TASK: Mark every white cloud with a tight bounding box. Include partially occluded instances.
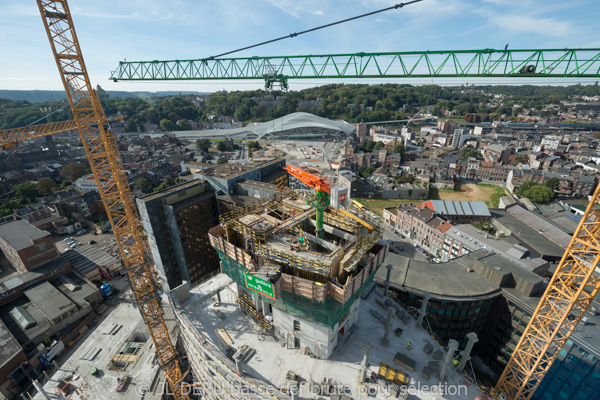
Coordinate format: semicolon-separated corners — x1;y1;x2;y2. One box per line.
489;15;574;37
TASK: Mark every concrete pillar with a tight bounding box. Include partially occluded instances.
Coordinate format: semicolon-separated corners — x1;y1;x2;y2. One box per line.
262;299;269;315
31;380;51;400
357;343;372;383
235;358;243;376
440;339;459;381
384;264;393;297
291;388;299;400
381;307;395;345
416;292;431;328
457;332;479;372
254;296;263;314
216;290;221;304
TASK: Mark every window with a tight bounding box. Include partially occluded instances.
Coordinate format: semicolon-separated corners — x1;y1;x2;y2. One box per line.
293;320;300;332
37;244;47;253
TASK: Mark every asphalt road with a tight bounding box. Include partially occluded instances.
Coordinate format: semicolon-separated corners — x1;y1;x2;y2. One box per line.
382;226;430;262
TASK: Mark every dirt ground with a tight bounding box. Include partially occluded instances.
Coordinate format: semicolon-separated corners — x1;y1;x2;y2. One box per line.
434;183;505;202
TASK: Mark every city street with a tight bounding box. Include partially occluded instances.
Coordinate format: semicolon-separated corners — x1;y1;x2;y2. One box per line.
382;226;429;262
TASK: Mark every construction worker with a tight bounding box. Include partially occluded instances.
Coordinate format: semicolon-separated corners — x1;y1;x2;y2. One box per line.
453;359;459;367
407;341;412;350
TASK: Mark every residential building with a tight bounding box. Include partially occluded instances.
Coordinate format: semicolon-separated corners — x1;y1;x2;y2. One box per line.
485;144;512;164
451;128;470;148
387;203;453;256
73;174;98;193
0;221;60;273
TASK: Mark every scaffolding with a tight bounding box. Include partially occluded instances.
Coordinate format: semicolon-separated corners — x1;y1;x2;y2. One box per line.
211;188;387;330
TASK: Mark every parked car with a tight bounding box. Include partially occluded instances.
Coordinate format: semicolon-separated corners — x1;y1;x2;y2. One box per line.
76;229;86;235
411;243;418;248
433;258;441;264
88;240;97;245
417;248;425;253
69;243;79;248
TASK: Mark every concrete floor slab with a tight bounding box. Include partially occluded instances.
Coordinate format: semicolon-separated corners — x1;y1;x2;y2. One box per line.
180;279;485;400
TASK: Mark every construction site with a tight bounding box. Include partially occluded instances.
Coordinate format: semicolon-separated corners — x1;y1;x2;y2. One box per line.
3;2;600;400
167;187;486;400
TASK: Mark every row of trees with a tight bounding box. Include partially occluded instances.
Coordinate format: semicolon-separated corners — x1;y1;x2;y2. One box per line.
4;84;599;131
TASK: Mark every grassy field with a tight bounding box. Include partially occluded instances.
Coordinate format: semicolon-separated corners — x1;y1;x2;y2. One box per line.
437;117;467;123
354;183;507;215
353;199;416;215
430;183;506;208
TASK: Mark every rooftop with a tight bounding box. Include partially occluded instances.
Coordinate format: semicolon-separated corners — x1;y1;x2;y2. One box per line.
0;220;49;250
0;319;23;371
491;209;566;259
506;205;572;248
61;244;119;276
24;281;76;321
34;301;167;400
136;178;207;202
0;257;70;299
177;276;484;400
377;252;500;299
423;200;491;217
446;224;549;275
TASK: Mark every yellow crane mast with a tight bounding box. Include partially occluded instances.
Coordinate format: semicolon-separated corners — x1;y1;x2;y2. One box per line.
34;1;189;398
494;183;600;399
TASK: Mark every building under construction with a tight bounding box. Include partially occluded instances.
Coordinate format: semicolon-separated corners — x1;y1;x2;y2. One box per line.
168;188;486;400
208;188;385;358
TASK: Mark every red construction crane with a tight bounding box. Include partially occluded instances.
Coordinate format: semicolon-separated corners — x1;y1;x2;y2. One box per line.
284;165;330;238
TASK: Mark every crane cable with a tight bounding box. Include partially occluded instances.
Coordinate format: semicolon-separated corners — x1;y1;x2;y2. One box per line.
201;0;425;61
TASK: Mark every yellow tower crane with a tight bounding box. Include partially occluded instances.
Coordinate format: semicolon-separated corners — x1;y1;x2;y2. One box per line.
493;185;600;399
30;1;190;398
0;115;125;150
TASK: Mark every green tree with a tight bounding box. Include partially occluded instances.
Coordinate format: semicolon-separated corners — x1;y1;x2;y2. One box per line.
392;143;406;155
458;148;482;161
196;139;211;152
360;140;376;152
37;177;58;195
471;221;495;234
516;181;554;204
134;177;151;192
159;118;177;131
60;162;88;182
13;182;39;204
153;182;169;192
125;118;137;132
357;166;375;178
373;141;385;151
217;141;227;152
60;180;72;188
544;177;560;191
217;157;228;165
394;174;414;184
247;141;261;150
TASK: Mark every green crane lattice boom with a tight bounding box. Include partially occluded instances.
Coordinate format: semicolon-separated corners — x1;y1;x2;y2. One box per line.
110;48;600;87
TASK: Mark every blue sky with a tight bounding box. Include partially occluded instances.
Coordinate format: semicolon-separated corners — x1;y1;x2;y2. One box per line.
1;0;599;92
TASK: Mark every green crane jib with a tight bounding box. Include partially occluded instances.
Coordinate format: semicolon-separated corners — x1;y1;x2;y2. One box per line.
110;48;600;87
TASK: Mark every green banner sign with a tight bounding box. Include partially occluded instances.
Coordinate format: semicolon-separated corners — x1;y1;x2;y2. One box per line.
245;273;274;298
